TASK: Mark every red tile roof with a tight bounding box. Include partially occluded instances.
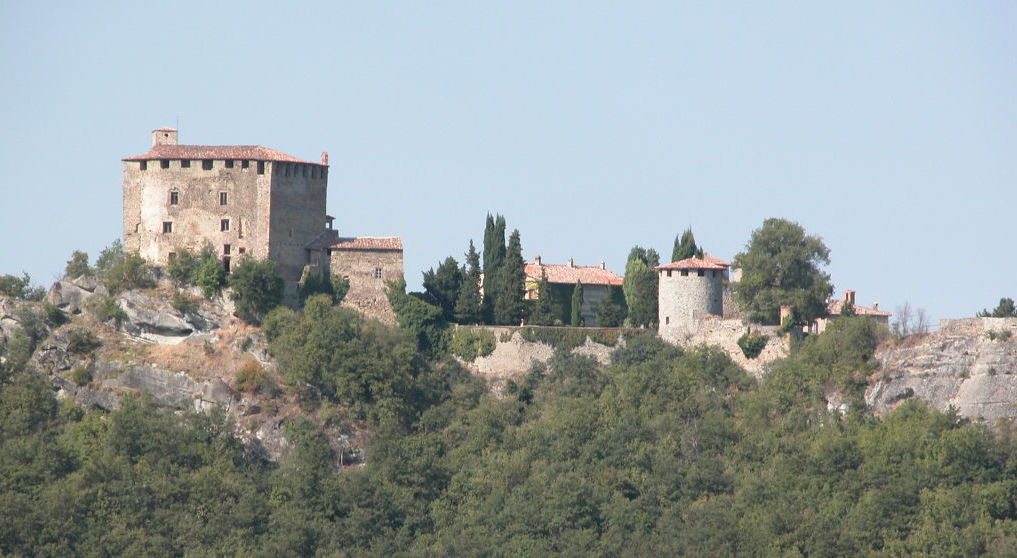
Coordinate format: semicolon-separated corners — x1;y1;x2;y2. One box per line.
827;299;891;317
331;237;403;251
123;144;317;164
525;262;623;286
657;254;731;271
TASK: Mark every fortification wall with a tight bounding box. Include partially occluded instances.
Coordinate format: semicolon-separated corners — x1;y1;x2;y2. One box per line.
331;249;403;325
658;317;786;378
267;162;328;282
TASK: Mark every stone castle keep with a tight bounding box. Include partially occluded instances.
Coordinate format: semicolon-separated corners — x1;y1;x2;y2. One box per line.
122;128;402;319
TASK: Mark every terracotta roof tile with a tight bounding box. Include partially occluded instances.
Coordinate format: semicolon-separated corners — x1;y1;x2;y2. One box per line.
525;262;623;286
657;254;731;271
123;144;317;164
331;237;403;251
827;299;891;317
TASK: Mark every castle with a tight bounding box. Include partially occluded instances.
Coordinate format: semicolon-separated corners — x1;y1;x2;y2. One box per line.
123;128;402;319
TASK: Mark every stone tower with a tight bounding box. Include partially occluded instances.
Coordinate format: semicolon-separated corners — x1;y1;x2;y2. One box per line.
122;127;331;283
656;255;730;329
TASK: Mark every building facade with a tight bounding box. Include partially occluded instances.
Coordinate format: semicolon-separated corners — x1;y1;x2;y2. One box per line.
524;257;624;325
656;255;730;329
122;128;329;283
328;237;404;324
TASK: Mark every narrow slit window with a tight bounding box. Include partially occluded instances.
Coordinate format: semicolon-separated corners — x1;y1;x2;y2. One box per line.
257;161;265;174
219;192;228;205
162;221;173;233
140;161;148;171
220;219;230;232
169;191;179;205
161;159;170;169
202;160;213;170
222;257;231;274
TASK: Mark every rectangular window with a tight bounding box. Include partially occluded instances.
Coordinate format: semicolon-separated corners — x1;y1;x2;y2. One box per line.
219;192;228;205
168;252;177;261
303;165;309;178
697;269;705;277
666;270;672;277
161;159;170;169
242;160;250;169
238;247;246;254
222;256;231;274
665;316;670;325
257;161;265;174
202;160;213;170
225;160;234;169
311;166;318;179
140;161;148;171
680;270;689;277
220;219;230;232
162;221;173;233
181;160;190;168
169;191;179;205
284;164;290;177
374;268;383;279
223;244;231;255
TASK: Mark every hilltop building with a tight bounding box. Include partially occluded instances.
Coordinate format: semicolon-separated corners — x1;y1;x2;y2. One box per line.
328;237;404;324
656;254;731;329
814;290;890;333
524;257;623;325
122;127;402;310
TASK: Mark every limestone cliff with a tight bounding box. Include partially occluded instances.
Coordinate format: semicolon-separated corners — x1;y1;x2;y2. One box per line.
868;318;1017;420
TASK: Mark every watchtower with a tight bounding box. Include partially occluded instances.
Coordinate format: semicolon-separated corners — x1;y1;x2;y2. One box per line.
656;255;730;329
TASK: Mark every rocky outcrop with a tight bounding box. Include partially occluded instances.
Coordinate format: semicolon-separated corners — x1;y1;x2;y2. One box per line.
46;275;103;314
868;318;1017;420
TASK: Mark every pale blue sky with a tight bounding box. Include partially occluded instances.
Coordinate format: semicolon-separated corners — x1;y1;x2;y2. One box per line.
1;2;1014;323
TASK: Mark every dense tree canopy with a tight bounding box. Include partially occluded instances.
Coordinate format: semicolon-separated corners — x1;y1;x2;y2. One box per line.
733;218;834;325
228;257;284;325
423;256;463;322
978;297;1017;318
671;227;704;262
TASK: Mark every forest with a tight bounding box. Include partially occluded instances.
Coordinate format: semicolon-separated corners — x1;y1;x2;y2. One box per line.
4;304;1017;557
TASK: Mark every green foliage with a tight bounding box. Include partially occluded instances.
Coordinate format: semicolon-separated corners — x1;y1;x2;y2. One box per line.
570;280;584;326
492;229;527;326
978;297;1017;318
423;256;463;322
622;246;659;328
986;329;1013;342
68;365;91;386
235;359;269;393
42;302;68;327
64;250;92;279
595;287;626;327
672;227;704;262
482;214;507;323
527;269;560;326
0;272;45;301
66;328;100;354
95;240;155;294
171;290;198;314
733;217;834;325
166;247;201;285
737;331;769;359
454;241;483;324
449;327;497;362
86;294;127;326
298;268;347;305
386;277;450;357
195;247;227;298
228;257;284;325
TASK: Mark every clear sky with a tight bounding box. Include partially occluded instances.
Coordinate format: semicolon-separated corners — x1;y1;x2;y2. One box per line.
1;2;1014;324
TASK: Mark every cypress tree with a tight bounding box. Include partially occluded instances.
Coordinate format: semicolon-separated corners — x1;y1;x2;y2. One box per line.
623;246;660;328
493;229;526;325
482;214;507;324
672;228;704;262
528;269;558;326
570;280;584;326
454;241;483;324
422;256;463;322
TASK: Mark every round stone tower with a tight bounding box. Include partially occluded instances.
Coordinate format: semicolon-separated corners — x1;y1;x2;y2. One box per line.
657;255;730;329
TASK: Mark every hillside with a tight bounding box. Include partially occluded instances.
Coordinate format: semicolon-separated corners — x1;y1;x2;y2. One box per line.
5;278;1017;555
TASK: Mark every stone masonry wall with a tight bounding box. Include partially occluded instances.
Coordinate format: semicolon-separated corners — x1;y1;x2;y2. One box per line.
330;249;403;325
267;162;328;281
658;270;724;328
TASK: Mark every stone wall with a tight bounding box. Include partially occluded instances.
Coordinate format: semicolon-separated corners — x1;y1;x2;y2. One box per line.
267;162;328;281
658;316;786;378
658;269;725;328
330;249;403;325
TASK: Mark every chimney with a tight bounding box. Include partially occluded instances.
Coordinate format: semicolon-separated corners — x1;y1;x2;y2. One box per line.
600;261;606;269
845;290;856;305
321;151;329;165
568;258;574;267
534;255;542;265
152;127;178;147
872;302;879;311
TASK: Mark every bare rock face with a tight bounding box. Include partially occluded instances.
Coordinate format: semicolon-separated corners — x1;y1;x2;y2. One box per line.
868;318;1017;420
46;276;100;314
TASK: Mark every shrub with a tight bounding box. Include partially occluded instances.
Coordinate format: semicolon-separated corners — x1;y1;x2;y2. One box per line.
987;329;1013;342
737;332;769;359
171;291;198;314
450;328;497;362
42;303;68;327
64;250;92;279
95;241;154;293
68;365;91;386
195;251;227;298
87;295;127;326
0;273;45;301
299;269;349;305
228;258;284;325
66;328;100;354
167;247;201;285
235;359;268;393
